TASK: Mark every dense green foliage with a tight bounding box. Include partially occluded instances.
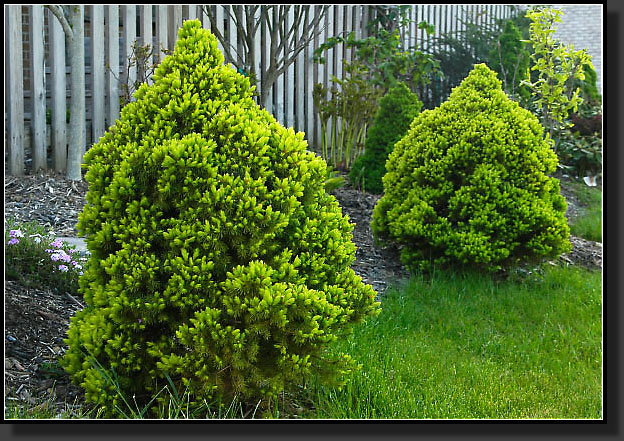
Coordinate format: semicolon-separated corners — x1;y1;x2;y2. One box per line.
63;20;379;417
349;82;422;193
372;64;571;272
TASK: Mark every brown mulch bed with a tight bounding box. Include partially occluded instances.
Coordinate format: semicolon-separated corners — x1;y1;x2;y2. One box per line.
3;169;602;417
4;170;88;237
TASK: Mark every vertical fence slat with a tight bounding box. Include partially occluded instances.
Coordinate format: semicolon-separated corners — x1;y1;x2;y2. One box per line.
168;5;183;51
107;5;120;126
48;7;66;172
215;6;224;55
123;6;137;103
156;5;168;63
8;5;25;175
303;8;314;141
252;8;261;107
140;5;153;85
311;6;321;149
284;7;295;128
263;8;274;115
333;6;343;87
227;6;236;65
187;5;197;22
29;5;46;171
201;5;211;30
141;5;153;48
91;5;106;143
272;8;283;125
324;6;334;154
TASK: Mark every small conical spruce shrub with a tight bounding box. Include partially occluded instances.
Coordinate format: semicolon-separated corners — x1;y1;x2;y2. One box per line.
349;81;422;194
372;63;571;272
63;20;380;416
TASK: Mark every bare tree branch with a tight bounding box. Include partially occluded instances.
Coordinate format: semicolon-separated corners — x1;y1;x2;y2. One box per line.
46;5;73;39
201;5;328;108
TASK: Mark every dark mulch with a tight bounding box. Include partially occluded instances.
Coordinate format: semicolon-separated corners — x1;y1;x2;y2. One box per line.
3;169;602;417
4;170;88;236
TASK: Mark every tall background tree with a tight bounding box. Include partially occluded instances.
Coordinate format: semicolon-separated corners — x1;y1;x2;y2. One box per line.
46;5;85;181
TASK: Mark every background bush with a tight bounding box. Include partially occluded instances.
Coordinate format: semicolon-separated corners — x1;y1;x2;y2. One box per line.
349;82;422;194
63;20;379;417
372;64;571;272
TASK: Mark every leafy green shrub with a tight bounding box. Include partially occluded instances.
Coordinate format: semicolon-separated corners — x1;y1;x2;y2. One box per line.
557;128;602;178
349;82;422;194
4;219;85;294
371;64;571;272
62;20;380;417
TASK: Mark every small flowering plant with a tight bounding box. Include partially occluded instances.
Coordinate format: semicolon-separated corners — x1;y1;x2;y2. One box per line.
5;218;86;295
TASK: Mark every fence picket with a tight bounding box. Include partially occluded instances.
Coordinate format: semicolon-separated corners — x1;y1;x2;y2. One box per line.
186;5;197;22
8;5;25;176
92;5;106;142
107;5;120;127
140;6;153;85
168;5;183;51
123;5;137;102
156;5;168;62
48;7;66;172
29;5;47;171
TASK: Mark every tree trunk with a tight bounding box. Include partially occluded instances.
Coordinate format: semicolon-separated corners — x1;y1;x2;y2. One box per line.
66;6;85;181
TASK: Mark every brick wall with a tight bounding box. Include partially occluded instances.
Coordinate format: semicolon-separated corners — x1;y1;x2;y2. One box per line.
550;4;603;94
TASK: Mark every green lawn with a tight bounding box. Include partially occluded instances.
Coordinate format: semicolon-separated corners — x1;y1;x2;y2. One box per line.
307;265;602;419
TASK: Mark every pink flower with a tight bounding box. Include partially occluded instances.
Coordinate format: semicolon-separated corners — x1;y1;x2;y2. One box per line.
51;250;71;263
50;238;64;248
8;238;20;245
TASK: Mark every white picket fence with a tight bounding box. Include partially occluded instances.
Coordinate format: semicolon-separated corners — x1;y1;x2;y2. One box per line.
5;4;518;176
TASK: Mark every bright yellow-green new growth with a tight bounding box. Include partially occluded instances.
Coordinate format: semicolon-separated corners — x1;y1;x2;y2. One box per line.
63;20;379;417
372;63;571;272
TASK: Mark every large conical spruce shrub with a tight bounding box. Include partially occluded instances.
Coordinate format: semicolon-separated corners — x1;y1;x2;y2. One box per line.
63;20;380;416
349;81;422;194
372;64;571;272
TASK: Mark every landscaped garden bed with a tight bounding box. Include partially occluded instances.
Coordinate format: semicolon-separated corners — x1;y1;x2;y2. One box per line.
4;168;602;418
4;7;603;419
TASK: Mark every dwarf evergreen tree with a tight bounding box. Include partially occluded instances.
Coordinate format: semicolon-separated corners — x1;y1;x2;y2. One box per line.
349;82;422;194
63;20;379;416
372;64;571;272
